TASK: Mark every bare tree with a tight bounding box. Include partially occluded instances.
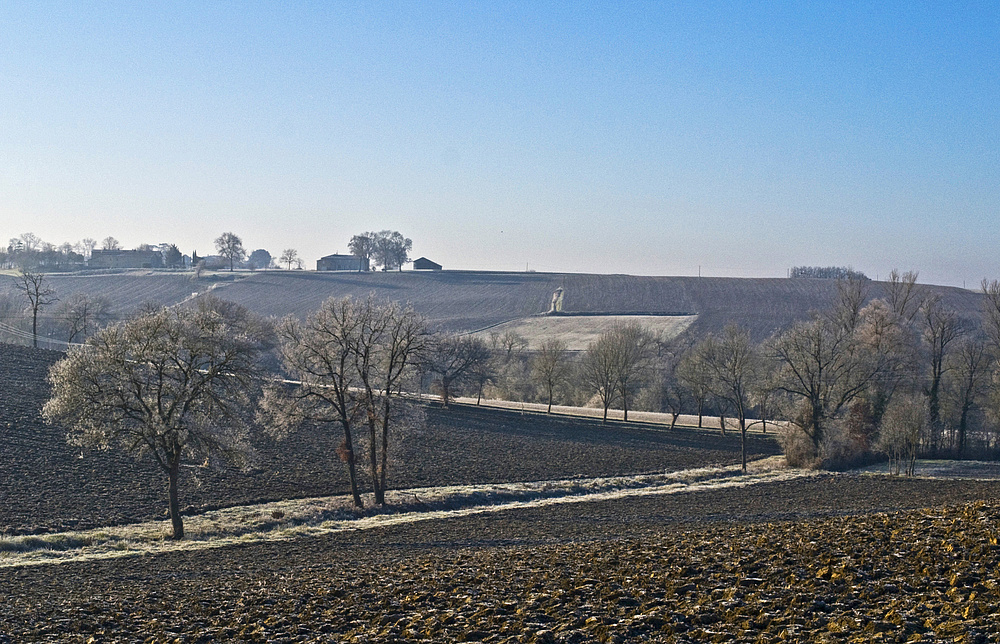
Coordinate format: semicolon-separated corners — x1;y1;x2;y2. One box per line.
13;268;58;348
920;295;966;452
876;396;925;476
43;297;269;539
214;232;246;271
261;298;368;507
353;299;427;505
943;334;989;456
532;338;570;413
348;233;375;271
280;248;298;270
698;325;766;470
676;347;713;428
582;331;620;424
372;230;412;271
426;335;491;407
883;269;922;322
101;236;120;251
770;313;882;459
831;274;870;333
611;321;656;422
54;293;114;343
79;238;97;260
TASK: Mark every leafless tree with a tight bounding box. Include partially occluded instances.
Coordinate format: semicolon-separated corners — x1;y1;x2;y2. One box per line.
612;321;656;422
262;296;427;507
13;268;58;348
697;324;767;470
943;334;989;456
43;296;270;539
676;347;713;428
372;230;412;272
532;338;570;413
770;313;882;459
101;236;120;251
426;335;491;407
214;232;246;271
54;293;114;343
261;297;369;507
582;331;620;424
348;233;375;271
920;295;966;451
876;396;925;476
280;248;298;270
78;238;97;260
883;269;922;322
353;299;427;504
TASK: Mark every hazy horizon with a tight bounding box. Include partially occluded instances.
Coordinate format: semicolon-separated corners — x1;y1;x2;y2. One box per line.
2;3;996;288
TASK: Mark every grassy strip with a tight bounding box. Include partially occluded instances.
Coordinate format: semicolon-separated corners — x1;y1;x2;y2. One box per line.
0;457;801;567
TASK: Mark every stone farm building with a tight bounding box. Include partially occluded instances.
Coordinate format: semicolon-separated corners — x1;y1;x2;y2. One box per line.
317;254;369;272
88;249;162;269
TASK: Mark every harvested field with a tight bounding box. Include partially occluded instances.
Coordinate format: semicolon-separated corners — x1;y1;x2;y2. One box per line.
6;270;983;342
6;341;1000;642
3;476;1000;642
0;344;777;535
469;315;697;351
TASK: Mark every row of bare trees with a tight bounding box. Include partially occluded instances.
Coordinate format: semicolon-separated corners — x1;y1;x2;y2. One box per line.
421;272;1000;473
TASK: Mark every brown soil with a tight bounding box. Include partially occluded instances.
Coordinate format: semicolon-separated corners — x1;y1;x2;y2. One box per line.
0;344;777;535
3;476;1000;642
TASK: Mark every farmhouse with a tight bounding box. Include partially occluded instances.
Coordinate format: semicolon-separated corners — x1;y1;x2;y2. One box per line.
89;249;162;269
317;254;369;272
413;257;442;271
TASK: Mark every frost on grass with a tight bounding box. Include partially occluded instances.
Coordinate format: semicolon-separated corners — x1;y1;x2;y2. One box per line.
0;457;803;567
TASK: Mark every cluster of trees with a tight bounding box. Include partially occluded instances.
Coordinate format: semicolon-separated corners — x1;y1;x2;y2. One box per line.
789;266;869;280
349;230;413;271
45;295;426;539
2;233;93;271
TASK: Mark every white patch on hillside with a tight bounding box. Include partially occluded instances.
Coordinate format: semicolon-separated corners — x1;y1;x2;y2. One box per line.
472;315;697;351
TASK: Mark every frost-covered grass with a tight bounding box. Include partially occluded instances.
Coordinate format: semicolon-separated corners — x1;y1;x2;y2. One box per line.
469;315;697;351
0;457;802;568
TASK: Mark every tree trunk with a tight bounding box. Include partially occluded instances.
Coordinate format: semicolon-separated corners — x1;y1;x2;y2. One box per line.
697;400;703;428
167;458;184;540
622;392;629;423
441;377;451;407
342;425;363;508
547;385;553;414
31;310;38;348
670;412;679;430
368;417;380;505
377;399;391;506
739;416;747;471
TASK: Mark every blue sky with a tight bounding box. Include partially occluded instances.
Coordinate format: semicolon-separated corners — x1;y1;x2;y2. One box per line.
1;2;996;286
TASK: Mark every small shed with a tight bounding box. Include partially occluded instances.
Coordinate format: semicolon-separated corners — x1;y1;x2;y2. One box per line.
413;257;442;271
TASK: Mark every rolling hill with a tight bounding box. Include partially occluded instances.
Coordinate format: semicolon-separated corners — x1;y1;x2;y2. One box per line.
4;269;985;346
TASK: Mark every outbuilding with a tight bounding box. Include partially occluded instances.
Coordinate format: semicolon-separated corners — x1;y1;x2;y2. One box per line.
317;254;368;272
412;257;442;271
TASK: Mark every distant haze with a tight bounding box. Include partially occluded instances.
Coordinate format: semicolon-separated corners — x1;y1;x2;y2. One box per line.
1;3;996;288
